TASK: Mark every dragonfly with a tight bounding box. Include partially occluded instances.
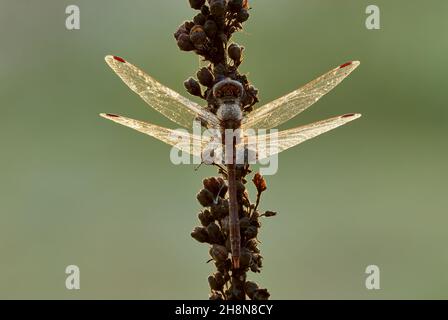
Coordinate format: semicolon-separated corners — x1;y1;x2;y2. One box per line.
100;55;361;268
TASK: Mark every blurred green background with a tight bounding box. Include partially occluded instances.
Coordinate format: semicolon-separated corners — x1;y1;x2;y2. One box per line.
1;0;447;299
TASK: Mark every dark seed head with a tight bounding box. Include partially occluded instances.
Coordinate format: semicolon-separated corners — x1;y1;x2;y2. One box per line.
190;25;207;45
177;33;195;51
253;288;270;300
189;0;206;10
214;271;225;288
193;13;207;26
197;67;215;87
185;77;203;98
239;248;252;269
203;176;226;197
228;0;244;12
252;172;267;193
209;0;226;17
201;5;210;15
244;225;258;239
174;24;188;40
203;19;218;38
245;238;260;253
198;209;214;227
208;272;225;291
191;226;210;243
244;281;259;299
211;199;229;220
228;43;243;61
239;217;251;230
196;188;214;207
264;210;277;217
208;275;219;291
210;244;228;262
209;291;224;300
207;222;224;244
236;8;250;22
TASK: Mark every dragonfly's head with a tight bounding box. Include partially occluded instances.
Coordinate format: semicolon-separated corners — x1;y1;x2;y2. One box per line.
213;79;244;103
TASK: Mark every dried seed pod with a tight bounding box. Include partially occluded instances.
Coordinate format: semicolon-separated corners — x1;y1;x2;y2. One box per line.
228;43;243;61
253;253;263;268
239;248;252;269
208;272;225;291
253;288;270;300
174;24;188;40
209;291;224;300
189;0;206;10
214;271;225;288
251;217;261;228
252;172;267;193
201;5;210;15
239;216;251;230
244;225;258;239
211;200;229;220
203;176;226;197
245;238;260;253
229;281;245;300
177;33;195;51
184;21;196;31
228;0;244;12
236;8;250;22
209;0;226;17
210;244;228;262
214;258;231;273
208;275;219;291
198;209;214;227
193;13;207;26
203;19;218;38
190;25;207;45
264;210;277;217
196;188;214;207
207;222;224;244
191;226;210;243
244;281;259;299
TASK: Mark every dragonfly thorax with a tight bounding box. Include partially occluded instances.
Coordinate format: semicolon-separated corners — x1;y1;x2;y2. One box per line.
216;102;242;129
213;79;244;129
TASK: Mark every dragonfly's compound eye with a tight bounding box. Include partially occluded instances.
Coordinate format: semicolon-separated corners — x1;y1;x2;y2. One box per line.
213;79;244;99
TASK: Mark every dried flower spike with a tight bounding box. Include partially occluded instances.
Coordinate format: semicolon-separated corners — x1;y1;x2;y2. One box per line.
253;172;267;193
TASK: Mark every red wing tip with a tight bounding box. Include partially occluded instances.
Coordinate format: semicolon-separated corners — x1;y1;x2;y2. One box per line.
339;62;352;69
339;61;360;69
341;113;361;119
112;56;126;63
101;113;120;118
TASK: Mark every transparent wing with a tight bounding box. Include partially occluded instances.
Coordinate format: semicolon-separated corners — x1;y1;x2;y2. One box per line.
238;113;361;161
105;55;220;129
100;113;213;158
241;61;360;130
